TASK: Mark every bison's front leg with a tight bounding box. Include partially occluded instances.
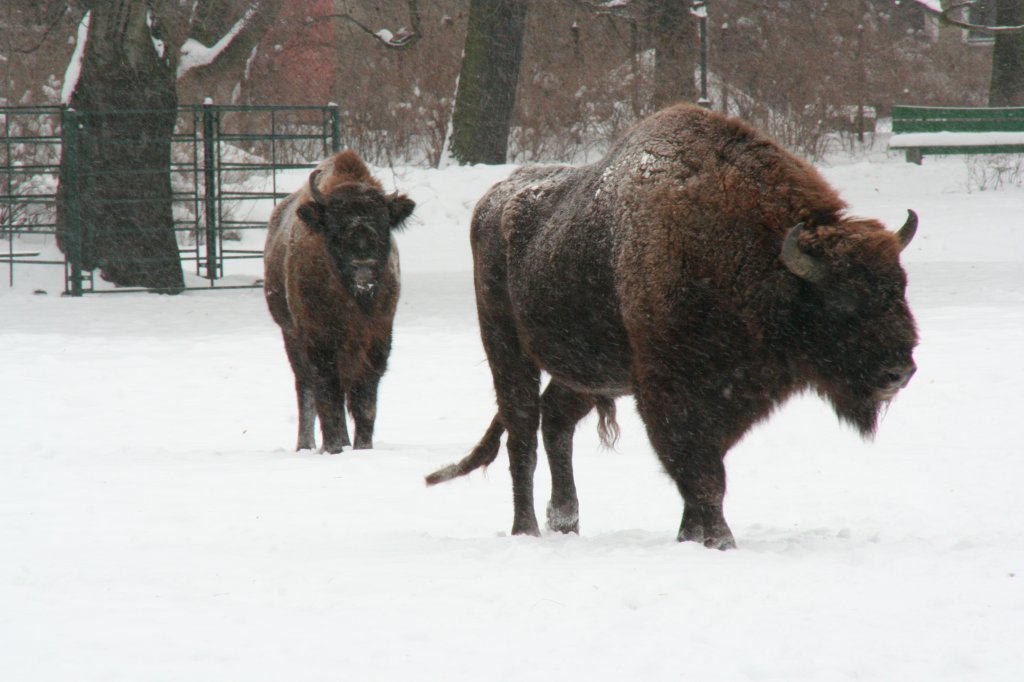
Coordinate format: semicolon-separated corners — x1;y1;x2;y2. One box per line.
348;375;380;450
348;337;391;450
541;381;594;534
674;467;735;551
635;384;736;550
282;333;318;451
308;345;350;453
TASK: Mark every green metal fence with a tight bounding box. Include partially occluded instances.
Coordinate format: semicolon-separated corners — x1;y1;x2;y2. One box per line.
1;103;341;295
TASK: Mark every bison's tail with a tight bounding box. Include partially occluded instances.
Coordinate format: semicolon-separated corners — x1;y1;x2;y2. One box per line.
425;414;505;486
595;396;620;449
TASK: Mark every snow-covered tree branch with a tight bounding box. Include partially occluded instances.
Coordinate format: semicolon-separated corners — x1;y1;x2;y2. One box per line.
940;1;1024;32
314;0;423;50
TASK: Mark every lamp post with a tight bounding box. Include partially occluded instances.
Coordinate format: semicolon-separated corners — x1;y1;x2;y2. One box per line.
691;0;711;109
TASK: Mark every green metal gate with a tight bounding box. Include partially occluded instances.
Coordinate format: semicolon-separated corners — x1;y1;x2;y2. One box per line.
1;103;341;295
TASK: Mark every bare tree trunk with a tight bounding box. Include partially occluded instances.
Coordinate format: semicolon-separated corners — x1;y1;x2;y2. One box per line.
651;0;696;109
989;0;1024;106
58;0;184;291
449;0;528;165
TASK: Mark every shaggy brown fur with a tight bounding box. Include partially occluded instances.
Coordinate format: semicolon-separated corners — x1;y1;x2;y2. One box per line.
426;104;918;549
264;151;415;453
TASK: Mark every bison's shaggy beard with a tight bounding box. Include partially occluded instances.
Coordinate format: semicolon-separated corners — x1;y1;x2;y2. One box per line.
822;385;890;438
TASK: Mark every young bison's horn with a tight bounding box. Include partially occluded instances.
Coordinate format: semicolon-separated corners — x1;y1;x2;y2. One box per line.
308;169;327;205
897;209;917;251
781;222;828;283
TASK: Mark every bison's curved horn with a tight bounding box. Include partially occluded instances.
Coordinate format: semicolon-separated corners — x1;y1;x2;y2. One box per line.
781;222;828;283
308;169;327;205
897;209;917;251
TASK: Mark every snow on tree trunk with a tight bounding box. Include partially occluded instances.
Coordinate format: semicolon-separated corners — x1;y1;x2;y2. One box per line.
448;0;528;165
57;0;184;292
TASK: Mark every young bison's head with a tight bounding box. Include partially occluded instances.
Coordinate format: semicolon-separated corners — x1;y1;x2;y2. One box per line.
782;210;919;436
297;169;415;306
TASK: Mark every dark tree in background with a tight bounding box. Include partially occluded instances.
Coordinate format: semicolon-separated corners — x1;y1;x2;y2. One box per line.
58;0;183;291
56;0;281;291
449;0;529;165
988;0;1024;105
651;0;696;107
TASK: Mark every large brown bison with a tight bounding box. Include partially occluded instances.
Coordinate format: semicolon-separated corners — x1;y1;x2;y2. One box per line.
426;104;918;549
264;151;415;453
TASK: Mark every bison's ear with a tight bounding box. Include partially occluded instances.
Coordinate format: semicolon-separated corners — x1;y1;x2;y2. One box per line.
386;193;416;230
296;201;325;231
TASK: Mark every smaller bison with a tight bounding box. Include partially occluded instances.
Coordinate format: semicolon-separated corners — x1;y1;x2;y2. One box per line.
264;151;415;453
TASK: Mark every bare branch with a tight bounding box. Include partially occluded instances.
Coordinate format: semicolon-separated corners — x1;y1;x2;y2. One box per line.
8;3;71;55
565;0;638;19
564;0;640;53
939;1;1024;34
315;0;423;50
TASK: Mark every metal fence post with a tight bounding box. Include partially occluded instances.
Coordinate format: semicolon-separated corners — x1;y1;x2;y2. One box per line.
202;99;218;282
328;102;341;154
692;1;712;109
3;109;13;288
63;107;83;297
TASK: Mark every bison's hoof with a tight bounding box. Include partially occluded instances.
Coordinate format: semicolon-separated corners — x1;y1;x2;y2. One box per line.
678;527;704;544
546;503;580;534
353;440;373;450
511;517;541;537
704;535;737;551
677;518;705;544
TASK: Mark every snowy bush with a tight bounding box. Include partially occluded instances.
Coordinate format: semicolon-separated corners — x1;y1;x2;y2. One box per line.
966;154;1024;192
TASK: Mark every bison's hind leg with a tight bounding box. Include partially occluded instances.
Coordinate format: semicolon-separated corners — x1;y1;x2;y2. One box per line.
487;359;542;536
541;381;596;534
325;396;352;453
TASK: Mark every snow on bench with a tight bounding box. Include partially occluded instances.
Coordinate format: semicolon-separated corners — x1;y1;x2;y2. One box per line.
889;105;1024;164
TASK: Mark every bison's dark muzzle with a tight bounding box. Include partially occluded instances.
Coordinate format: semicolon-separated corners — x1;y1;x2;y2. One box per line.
350;258;381;296
878;361;916;399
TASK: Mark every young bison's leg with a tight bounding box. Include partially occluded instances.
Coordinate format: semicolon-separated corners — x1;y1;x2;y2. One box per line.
541;381;594;534
348;335;392;450
282;333;317;451
347;378;378;450
307;344;350;453
634;379;736;551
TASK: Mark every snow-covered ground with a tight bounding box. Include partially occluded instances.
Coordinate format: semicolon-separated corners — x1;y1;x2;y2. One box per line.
2;151;1022;681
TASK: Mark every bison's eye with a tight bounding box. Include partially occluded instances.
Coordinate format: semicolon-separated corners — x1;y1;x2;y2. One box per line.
824;290;859;316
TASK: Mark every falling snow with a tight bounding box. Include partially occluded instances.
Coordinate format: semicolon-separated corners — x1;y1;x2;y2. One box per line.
2;152;1022;681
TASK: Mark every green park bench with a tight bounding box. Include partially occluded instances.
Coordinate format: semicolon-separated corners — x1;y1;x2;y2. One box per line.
889;105;1024;164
